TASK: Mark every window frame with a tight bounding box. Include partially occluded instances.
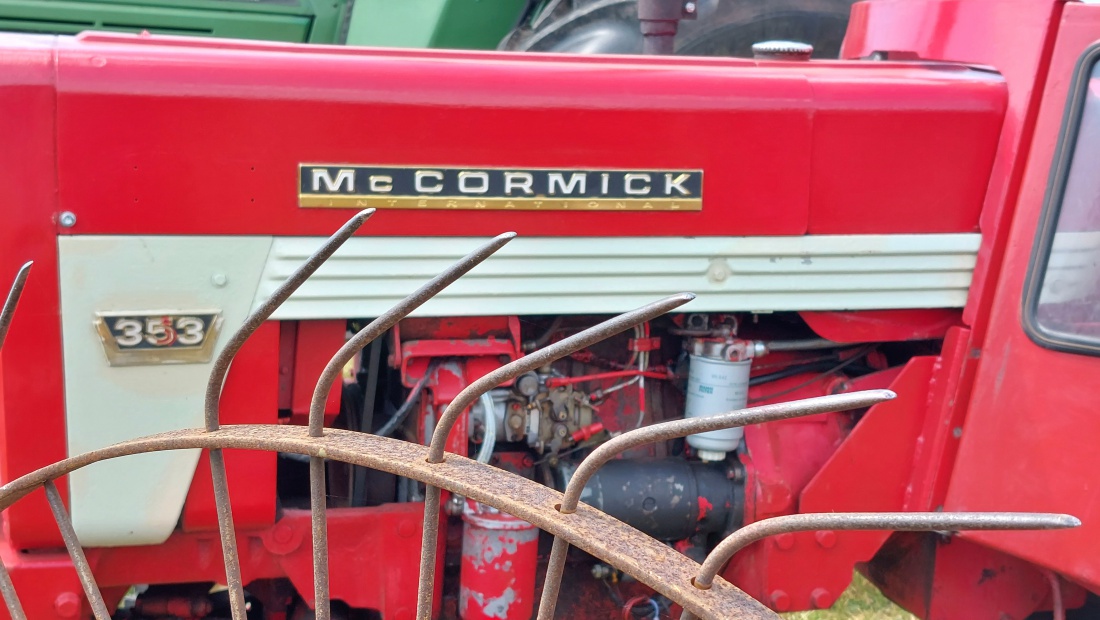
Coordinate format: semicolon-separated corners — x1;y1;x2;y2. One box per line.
1022;42;1100;356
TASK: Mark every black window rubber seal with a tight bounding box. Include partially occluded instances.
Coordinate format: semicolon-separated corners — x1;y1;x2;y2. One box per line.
1022;41;1100;356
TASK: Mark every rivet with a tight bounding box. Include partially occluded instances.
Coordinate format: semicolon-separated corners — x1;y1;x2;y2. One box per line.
58;211;77;228
211;273;228;288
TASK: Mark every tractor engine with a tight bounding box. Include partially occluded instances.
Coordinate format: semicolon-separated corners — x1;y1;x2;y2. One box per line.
275;310;899;619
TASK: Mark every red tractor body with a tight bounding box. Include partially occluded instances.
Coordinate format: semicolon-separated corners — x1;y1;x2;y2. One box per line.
1;0;1098;618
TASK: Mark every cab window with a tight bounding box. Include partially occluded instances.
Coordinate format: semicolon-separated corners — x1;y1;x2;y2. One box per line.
1025;46;1100;354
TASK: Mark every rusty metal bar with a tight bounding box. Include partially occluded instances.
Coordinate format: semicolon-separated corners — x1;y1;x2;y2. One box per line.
199;209;373;619
309;457;330;620
305;232;515;619
0;261;31;350
43;480;112;620
416;485;444;619
306;232;516;438
415;292;696;620
205;208;374;433
209;449;247;620
0;263;31;620
0;556;26;620
563;390;893;513
536;389;895;620
0;425;779;620
680;512;1082;620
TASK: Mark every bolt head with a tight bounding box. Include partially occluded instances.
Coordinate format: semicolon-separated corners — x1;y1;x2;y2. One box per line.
815;530;837;548
55;592;81;618
684;1;697;13
769;590;791;612
811;588;835;609
773;532;795;550
58;211;77;228
272;523;294;544
211;273;229;288
398;519;417;538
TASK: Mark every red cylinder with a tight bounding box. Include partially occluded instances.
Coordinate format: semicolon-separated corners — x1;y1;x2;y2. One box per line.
459;499;539;620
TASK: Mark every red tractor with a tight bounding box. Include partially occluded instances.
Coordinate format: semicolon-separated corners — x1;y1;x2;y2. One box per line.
1;0;1099;618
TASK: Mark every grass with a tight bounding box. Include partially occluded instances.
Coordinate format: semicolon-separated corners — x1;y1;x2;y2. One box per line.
783;572;917;620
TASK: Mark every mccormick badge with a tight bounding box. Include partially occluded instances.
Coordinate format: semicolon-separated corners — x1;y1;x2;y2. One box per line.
298;165;703;211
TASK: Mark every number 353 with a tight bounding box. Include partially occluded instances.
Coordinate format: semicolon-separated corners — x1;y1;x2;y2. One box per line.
112;316;207;348
94;311;223;366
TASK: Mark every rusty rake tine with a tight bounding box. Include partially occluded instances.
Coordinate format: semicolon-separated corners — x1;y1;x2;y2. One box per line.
679;512;1081;620
200;210;372;620
43;481;112;620
562;390;894;513
536;389;895;620
306;232;517;437
309;457;330;620
417;486;444;620
0;262;31;350
204;208;374;432
696;511;1081;588
0;261;31;620
306;233;515;620
209;450;248;620
416;292;695;620
0;556;26;620
539;537;570;620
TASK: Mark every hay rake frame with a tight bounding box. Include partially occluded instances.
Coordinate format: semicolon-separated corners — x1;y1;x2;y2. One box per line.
0;211;1079;620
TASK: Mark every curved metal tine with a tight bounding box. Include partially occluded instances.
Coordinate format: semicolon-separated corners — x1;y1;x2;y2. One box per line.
0;262;31;350
43;481;112;620
209;450;247;620
204;209;374;620
679;511;1081;620
0;554;26;620
415;292;697;620
205;208;374;432
309;457;329;619
536;389;896;620
306;232;517;438
0;263;32;620
305;232;516;620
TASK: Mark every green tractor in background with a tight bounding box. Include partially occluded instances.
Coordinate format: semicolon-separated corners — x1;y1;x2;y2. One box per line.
0;0;855;57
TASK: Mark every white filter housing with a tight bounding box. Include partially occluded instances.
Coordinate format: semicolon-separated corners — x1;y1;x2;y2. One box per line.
685;354;751;460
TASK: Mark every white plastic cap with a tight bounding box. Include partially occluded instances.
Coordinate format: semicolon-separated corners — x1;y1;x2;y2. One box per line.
696;449;728;462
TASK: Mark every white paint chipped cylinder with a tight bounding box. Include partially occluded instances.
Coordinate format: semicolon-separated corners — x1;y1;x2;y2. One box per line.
459;500;539;620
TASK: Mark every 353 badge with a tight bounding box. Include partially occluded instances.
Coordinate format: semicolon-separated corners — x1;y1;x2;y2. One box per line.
94;311;222;366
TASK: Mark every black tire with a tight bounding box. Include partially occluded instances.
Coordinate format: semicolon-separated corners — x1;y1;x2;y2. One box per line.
676;0;855;58
500;0;857;59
